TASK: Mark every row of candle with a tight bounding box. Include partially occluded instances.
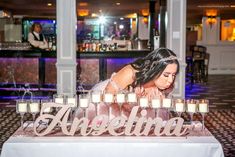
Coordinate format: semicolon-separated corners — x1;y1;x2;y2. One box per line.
16;93;209;114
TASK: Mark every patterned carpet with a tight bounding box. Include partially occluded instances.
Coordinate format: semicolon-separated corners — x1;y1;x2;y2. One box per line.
0;75;234;157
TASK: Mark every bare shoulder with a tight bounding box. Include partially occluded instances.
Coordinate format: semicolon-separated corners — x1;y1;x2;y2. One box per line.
111;65;136;89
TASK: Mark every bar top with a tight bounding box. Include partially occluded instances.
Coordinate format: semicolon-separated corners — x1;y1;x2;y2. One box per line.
0;49;150;58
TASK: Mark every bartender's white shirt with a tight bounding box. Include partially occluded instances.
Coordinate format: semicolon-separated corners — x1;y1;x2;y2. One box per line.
28;31;48;49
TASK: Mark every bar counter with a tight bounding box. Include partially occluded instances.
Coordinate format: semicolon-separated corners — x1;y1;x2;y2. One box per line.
0;49;150;93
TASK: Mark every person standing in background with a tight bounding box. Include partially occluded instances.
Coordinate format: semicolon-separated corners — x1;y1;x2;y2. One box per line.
28;22;48;49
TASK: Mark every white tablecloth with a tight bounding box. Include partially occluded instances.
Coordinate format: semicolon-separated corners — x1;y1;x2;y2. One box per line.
1;133;224;157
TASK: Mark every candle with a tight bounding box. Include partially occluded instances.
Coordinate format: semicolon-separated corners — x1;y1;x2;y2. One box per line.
139;97;148;108
91;93;101;103
55;97;64;104
104;93;114;103
187;103;197;113
162;98;171;108
151;99;161;108
79;98;89;108
29;102;40;113
18;102;28;113
67;97;77;108
42;103;51;113
199;103;208;113
116;93;125;104
127;93;137;103
175;102;184;112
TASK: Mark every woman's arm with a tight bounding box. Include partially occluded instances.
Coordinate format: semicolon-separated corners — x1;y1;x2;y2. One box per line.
105;65;135;94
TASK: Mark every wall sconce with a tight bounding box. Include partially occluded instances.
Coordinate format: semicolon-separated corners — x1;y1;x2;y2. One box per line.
207;16;216;28
78;9;89;17
141;9;149;24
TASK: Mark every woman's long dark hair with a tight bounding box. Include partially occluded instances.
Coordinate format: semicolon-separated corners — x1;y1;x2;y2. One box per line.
130;48;179;87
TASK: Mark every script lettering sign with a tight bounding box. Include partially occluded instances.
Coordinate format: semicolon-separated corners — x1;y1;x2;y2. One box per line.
34;103;187;136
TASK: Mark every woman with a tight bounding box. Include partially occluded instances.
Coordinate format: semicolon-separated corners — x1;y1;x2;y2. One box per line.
28;22;48;49
87;48;179;120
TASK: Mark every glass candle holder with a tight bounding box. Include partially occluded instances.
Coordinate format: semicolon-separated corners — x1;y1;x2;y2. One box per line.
91;90;102;116
66;94;78;121
53;94;65;104
186;99;198;123
127;92;137;105
116;91;126;116
198;99;209;131
16;99;28;129
151;96;161;117
162;94;173;120
28;99;41;122
174;99;185;117
103;92;114;120
79;94;90;118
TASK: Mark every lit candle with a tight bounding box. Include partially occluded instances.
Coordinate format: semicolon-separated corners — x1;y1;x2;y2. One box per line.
29;102;40;113
67;97;77;108
187;103;197;113
116;93;125;104
151;99;161;108
127;93;137;103
42;103;51;113
199;103;208;113
79;98;89;108
162;98;171;108
175;102;184;112
139;97;148;108
55;97;64;104
18;102;28;113
104;93;114;103
91;93;101;103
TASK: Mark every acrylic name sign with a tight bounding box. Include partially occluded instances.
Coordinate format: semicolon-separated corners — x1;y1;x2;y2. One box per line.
34;103;187;137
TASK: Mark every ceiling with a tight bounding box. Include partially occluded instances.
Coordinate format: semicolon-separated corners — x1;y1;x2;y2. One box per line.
0;0;235;24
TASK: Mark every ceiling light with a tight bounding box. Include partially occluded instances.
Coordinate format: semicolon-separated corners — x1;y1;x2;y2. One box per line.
116;3;120;6
120;17;124;20
231;5;235;8
47;3;52;7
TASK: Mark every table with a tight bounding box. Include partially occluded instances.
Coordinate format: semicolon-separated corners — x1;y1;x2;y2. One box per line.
1;127;224;157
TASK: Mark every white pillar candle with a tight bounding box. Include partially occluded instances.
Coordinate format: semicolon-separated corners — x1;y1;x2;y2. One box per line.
55;97;64;104
199;103;208;113
187;103;196;113
139;97;148;108
104;93;114;103
116;93;125;104
151;99;161;108
91;93;101;103
127;93;137;103
175;102;184;112
162;98;171;108
18;102;28;113
79;98;89;108
29;102;40;113
67;98;77;108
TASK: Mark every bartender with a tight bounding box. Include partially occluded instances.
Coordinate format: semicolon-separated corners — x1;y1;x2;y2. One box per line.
28;22;48;49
